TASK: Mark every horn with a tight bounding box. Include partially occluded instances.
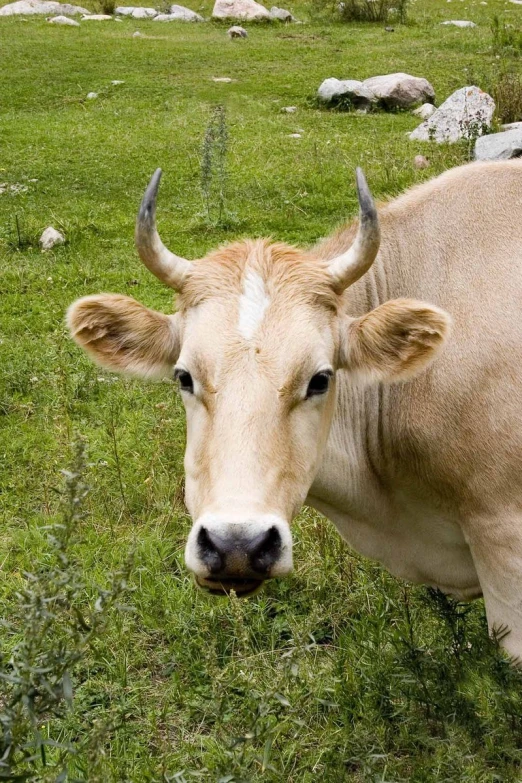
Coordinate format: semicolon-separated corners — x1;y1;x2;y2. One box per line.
135;169;192;290
328;168;380;293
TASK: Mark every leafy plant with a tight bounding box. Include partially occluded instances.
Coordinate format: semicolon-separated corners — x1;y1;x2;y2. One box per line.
492;70;522;124
339;0;408;23
491;15;522;57
200;104;229;226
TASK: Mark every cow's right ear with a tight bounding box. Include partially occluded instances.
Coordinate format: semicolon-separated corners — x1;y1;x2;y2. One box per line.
67;294;181;379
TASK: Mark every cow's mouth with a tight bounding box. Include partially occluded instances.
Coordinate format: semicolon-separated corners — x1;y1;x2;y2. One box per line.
195;576;265;597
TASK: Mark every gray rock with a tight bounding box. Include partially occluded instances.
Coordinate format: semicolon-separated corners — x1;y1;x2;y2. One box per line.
130;6;157;17
440;20;477;27
317;78;377;109
212;0;270;20
474;129;522;161
227;24;247;36
132;29;142;35
281;105;297;112
40;226;65;251
0;0;88;14
414;155;430;169
269;5;294;20
362;72;435;109
115;6;135;13
82;12;113;18
409;86;495;143
48;13;80;23
86;91;98;99
154;6;203;20
501;122;522;132
413;102;436;120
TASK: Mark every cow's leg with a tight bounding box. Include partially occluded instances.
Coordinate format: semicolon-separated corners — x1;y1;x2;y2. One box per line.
467;518;522;663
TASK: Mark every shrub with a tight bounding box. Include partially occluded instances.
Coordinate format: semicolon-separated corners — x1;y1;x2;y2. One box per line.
491;15;522;57
492;70;522;124
339;0;408;23
98;0;116;14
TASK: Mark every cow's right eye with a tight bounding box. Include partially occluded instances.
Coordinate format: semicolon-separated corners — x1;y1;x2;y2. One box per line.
174;369;194;394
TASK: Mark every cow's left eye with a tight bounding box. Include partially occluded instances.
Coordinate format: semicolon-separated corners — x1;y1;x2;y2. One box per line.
174;368;194;394
306;371;332;398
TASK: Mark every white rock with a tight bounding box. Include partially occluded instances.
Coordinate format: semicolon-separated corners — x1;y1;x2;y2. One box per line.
269;5;294;20
130;6;157;17
86;91;98;99
82;13;113;18
413;102;436;119
509;1;522;5
281;105;297;112
111;79;124;85
48;13;80;22
132;29;142;35
440;19;477;27
40;227;65;251
288;133;301;138
414;154;430;169
212;0;270;21
474;128;522;161
212;76;233;82
154;5;203;20
363;73;435;109
409;86;495;143
115;5;135;13
227;24;247;35
502;122;522;132
317;78;377;109
0;0;88;14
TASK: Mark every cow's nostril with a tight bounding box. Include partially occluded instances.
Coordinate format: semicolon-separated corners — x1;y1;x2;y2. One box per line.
197;526;226;574
248;526;282;575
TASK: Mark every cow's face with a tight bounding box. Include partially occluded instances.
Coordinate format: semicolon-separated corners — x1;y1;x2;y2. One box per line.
68;170;450;596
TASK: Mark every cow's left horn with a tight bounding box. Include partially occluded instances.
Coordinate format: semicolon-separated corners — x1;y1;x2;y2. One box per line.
135;169;192;290
328;168;380;293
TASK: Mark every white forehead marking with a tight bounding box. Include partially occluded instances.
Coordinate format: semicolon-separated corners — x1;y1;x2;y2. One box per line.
237;269;270;340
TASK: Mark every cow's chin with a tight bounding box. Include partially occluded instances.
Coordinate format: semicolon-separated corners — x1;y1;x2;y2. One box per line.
195;575;265;597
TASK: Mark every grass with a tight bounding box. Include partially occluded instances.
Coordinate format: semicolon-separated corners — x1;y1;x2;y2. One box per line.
1;0;522;778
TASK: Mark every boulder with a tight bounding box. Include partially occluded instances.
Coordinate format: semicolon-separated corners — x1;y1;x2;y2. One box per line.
227;24;247;35
130;6;157;17
48;13;80;22
502;122;522;132
115;6;135;13
317;78;377;109
440;20;477;27
40;227;65;251
409;86;495;143
269;5;294;20
154;5;203;20
0;0;88;14
413;102;436;120
212;0;270;21
362;73;435;109
474;129;522;161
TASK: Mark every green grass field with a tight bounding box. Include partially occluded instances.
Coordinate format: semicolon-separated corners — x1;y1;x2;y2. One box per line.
2;0;522;779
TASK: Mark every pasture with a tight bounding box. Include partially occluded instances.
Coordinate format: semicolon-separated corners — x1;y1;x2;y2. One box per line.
2;0;522;779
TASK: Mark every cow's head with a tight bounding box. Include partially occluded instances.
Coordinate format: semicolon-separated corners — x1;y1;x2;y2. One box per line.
68;169;450;596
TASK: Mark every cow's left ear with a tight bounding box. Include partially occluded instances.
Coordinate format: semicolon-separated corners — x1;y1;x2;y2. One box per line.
341;298;451;383
67;294;181;379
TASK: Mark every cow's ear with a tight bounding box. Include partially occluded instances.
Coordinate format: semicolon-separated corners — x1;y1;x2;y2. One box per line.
67;294;181;379
342;298;451;383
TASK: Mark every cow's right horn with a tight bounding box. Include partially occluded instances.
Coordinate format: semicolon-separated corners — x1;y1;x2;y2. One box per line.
327;168;380;293
135;169;192;290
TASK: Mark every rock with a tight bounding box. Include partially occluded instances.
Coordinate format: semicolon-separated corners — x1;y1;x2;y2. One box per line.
317;78;377;109
115;6;135;13
502;122;522;132
212;0;270;21
48;13;80;23
227;24;247;35
0;0;88;14
384;26;394;32
474;129;522;161
153;4;203;19
413;102;436;120
82;12;113;18
132;29;142;34
86;91;98;99
40;227;65;251
130;6;157;17
269;5;294;20
281;105;297;112
414;155;430;169
288;133;301;138
0;182;28;195
440;20;476;27
409;86;495;143
509;1;522;5
111;79;124;85
362;73;435;109
212;76;233;82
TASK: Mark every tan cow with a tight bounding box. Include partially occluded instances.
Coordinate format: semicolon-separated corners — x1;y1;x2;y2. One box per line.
68;160;522;660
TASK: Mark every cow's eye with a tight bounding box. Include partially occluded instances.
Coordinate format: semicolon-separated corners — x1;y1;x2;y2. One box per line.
174;369;194;394
306;371;332;398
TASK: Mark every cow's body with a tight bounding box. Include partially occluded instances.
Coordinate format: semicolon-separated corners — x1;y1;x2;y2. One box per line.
69;160;522;660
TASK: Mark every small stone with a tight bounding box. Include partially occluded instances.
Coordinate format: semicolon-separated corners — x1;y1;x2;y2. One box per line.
269;5;294;20
227;24;247;36
413;102;436;119
281;105;297;113
384;25;394;31
111;80;124;85
212;76;234;82
440;19;477;27
132;29;142;35
0;183;29;195
414;155;430;169
48;13;80;23
40;226;65;251
288;132;301;138
86;91;98;99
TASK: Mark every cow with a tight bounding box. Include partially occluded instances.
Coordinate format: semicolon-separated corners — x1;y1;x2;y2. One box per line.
68;160;522;660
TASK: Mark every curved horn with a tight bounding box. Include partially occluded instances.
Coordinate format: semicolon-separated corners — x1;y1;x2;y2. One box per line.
328;168;380;293
135;169;192;290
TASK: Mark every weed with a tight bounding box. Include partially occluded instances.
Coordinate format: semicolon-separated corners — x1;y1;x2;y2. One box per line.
339;0;408;23
491;15;522;58
492;70;522;124
200;104;230;227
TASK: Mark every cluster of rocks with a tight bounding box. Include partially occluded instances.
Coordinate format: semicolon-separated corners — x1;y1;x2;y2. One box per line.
318;72;435;111
0;0;297;21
